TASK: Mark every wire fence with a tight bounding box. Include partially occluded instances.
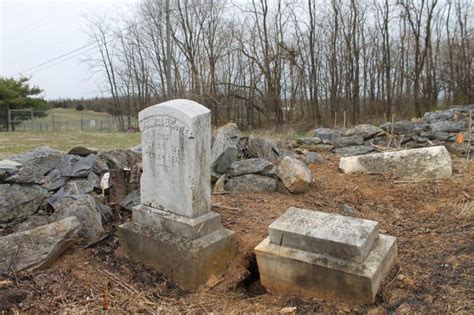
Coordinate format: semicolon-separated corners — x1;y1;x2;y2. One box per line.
1;110;139;132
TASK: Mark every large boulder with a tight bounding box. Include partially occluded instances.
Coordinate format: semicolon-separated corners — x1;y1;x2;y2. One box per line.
42;168;67;191
423;110;454;123
227;158;274;177
345;124;383;139
224;174;277;193
48;194;104;241
245;136;280;165
57;154;96;177
277;156;313;193
210;123;242;175
313;128;343;144
0;184;47;226
4;166;44;184
339;146;452;179
7;146;65;177
0;217;80;274
426;120;468;133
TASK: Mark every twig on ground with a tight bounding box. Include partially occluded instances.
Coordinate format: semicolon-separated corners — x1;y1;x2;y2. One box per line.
212;203;242;212
385;265;401;287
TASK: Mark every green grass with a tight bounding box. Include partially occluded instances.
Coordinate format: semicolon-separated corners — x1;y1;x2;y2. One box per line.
14;108;137;132
34;107;113;122
0;131;141;157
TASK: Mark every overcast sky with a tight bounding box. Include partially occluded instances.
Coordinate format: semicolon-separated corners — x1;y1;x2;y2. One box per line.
0;0;139;100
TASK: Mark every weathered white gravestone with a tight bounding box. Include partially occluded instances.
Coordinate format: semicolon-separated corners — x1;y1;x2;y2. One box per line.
118;99;235;289
255;207;397;303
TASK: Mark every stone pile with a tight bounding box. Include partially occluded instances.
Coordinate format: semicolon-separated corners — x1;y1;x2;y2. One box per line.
211;124;313;193
0;146;140;273
255;207;397;304
295;105;473;157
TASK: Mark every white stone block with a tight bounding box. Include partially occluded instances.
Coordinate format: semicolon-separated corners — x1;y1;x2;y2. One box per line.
339;146;452;179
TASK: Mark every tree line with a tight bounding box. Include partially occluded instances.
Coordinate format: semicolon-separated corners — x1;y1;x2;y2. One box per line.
86;0;473;130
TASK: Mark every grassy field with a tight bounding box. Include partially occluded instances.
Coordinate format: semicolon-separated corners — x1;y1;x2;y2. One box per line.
32;107;113;122
13;108;138;132
0;131;141;157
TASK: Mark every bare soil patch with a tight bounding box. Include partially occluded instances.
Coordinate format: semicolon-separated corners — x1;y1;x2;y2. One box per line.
1;155;472;313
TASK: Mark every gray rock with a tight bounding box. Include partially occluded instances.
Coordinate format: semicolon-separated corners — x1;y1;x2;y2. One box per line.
62;179;95;195
345;124;383;139
210;123;242;174
313;128;343;143
0;159;22;180
228;158;274;177
335;145;374;157
0;184;47;225
4;166;43;184
14;215;49;233
42;168;67;191
427;120;468;133
420;131;450;141
87;172;101;189
94;199;113;224
339;146;452;179
380;121;417;135
245;136;280;165
57;154;96;177
120;190;140;211
98;150;141;170
92;156;110;175
423;110;454;123
224;174;277;193
8;146;65;176
0;217;80;274
277;156;313;193
296;137;322;145
411;135;430;143
303;152;325;164
334;135;365;148
49;194;104;241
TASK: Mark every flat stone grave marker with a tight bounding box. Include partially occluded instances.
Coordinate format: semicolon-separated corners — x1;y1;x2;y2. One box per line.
269;207;379;263
255;207;397;304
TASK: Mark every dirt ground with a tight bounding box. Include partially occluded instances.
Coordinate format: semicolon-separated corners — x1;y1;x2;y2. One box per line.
1;154;473;314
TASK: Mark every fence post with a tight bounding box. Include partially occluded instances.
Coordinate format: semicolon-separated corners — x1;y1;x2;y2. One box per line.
7;108;11;131
51;113;55;130
81;115;84;132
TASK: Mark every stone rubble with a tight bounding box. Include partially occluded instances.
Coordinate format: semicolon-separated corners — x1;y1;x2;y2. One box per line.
295;105;473;157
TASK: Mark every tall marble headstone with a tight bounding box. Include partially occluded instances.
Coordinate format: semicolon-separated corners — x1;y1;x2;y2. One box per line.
118;99;235;289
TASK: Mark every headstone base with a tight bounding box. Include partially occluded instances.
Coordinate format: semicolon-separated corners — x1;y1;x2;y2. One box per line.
133;205;222;240
255;234;397;304
118;221;236;289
